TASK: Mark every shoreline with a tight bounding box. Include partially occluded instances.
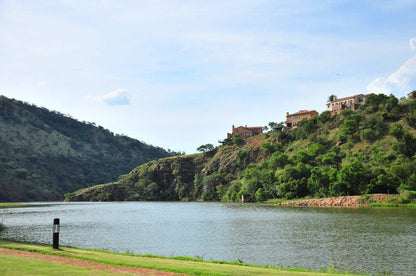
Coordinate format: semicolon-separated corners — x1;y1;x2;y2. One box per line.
271;194;396;208
2;193;415;208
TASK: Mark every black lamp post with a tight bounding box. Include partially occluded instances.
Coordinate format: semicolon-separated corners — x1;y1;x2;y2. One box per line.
52;218;60;249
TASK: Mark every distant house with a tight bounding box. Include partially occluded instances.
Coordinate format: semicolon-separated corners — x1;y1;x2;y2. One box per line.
227;125;263;139
408;91;416;99
326;94;368;115
286;110;319;128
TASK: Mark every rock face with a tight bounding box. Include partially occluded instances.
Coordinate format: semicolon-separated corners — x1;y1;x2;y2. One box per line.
276;194;393;207
68;144;264;202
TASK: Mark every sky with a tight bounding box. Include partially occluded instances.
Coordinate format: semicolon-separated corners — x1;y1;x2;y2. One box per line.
1;0;416;153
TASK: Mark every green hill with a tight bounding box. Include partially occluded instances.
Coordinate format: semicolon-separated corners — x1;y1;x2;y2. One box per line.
0;95;175;201
69;93;416;202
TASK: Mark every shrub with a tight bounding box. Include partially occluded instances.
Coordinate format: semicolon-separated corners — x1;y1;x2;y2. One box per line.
360;129;376;142
405;116;416;129
268;152;289;169
260;140;282;154
393;133;416;157
232;135;244;146
224;180;242;202
389;123;404;140
15;168;29;179
201;172;222;201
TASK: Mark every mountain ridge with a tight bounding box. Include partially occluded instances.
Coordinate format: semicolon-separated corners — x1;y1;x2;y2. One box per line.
0;95;175;201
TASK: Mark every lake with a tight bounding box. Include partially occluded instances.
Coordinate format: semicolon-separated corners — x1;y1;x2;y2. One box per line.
1;202;415;275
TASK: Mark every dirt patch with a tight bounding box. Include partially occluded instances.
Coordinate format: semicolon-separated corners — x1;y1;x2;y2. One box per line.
276;194;394;207
0;248;188;275
246;138;262;147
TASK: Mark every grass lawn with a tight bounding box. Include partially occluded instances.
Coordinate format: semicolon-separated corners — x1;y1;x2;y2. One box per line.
0;254;121;276
0;240;365;276
0;203;32;208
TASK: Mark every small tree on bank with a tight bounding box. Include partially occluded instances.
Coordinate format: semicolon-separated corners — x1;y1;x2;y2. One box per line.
197;143;214;153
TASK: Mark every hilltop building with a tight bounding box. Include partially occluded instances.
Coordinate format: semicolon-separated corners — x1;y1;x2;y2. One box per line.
227;125;263;139
326;94;368;115
408;91;416;99
286;110;319;128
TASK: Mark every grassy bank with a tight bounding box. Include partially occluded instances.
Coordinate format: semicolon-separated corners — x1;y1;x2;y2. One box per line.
0;240;365;276
368;190;416;207
0;203;32;208
0;253;120;276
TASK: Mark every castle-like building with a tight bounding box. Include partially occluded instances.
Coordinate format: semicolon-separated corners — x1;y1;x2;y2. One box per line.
326;94;368;116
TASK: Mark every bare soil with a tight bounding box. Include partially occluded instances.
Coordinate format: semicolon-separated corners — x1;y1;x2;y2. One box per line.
0;248;188;275
276;194;394;207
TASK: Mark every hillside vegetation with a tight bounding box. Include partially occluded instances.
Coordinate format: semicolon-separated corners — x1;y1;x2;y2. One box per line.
69;93;416;202
0;96;174;201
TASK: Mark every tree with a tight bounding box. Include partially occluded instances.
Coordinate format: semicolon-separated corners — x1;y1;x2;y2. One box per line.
196;144;214;153
218;138;232;146
389;123;404;140
328;94;337;102
308;166;337;197
201;172;222;201
268;122;277;129
341;113;362;136
232;134;245;146
319;111;332;123
333;160;371;195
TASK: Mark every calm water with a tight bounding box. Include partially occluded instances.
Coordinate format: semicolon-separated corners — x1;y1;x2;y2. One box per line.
1;202;416;275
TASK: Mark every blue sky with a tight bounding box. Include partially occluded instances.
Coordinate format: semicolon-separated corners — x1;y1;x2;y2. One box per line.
1;0;416;153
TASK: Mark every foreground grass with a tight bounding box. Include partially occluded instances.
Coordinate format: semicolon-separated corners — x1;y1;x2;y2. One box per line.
0;240;365;276
0;203;32;208
0;254;120;276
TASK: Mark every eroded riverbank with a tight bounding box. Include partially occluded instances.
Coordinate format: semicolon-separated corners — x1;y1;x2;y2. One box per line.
274;194;394;207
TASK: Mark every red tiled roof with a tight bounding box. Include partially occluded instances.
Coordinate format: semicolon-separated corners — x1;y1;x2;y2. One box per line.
236;126;263;130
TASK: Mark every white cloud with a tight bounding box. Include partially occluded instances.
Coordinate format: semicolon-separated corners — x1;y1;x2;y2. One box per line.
366;56;416;95
410;38;416;51
89;89;131;105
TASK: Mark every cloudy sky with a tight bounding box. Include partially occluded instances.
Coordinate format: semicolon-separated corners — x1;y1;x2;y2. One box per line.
1;0;416;153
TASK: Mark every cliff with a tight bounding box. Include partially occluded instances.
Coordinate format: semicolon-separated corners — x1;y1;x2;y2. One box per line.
68;142;264;201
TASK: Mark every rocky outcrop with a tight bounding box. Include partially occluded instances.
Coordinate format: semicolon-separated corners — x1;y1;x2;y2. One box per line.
68;142;265;202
